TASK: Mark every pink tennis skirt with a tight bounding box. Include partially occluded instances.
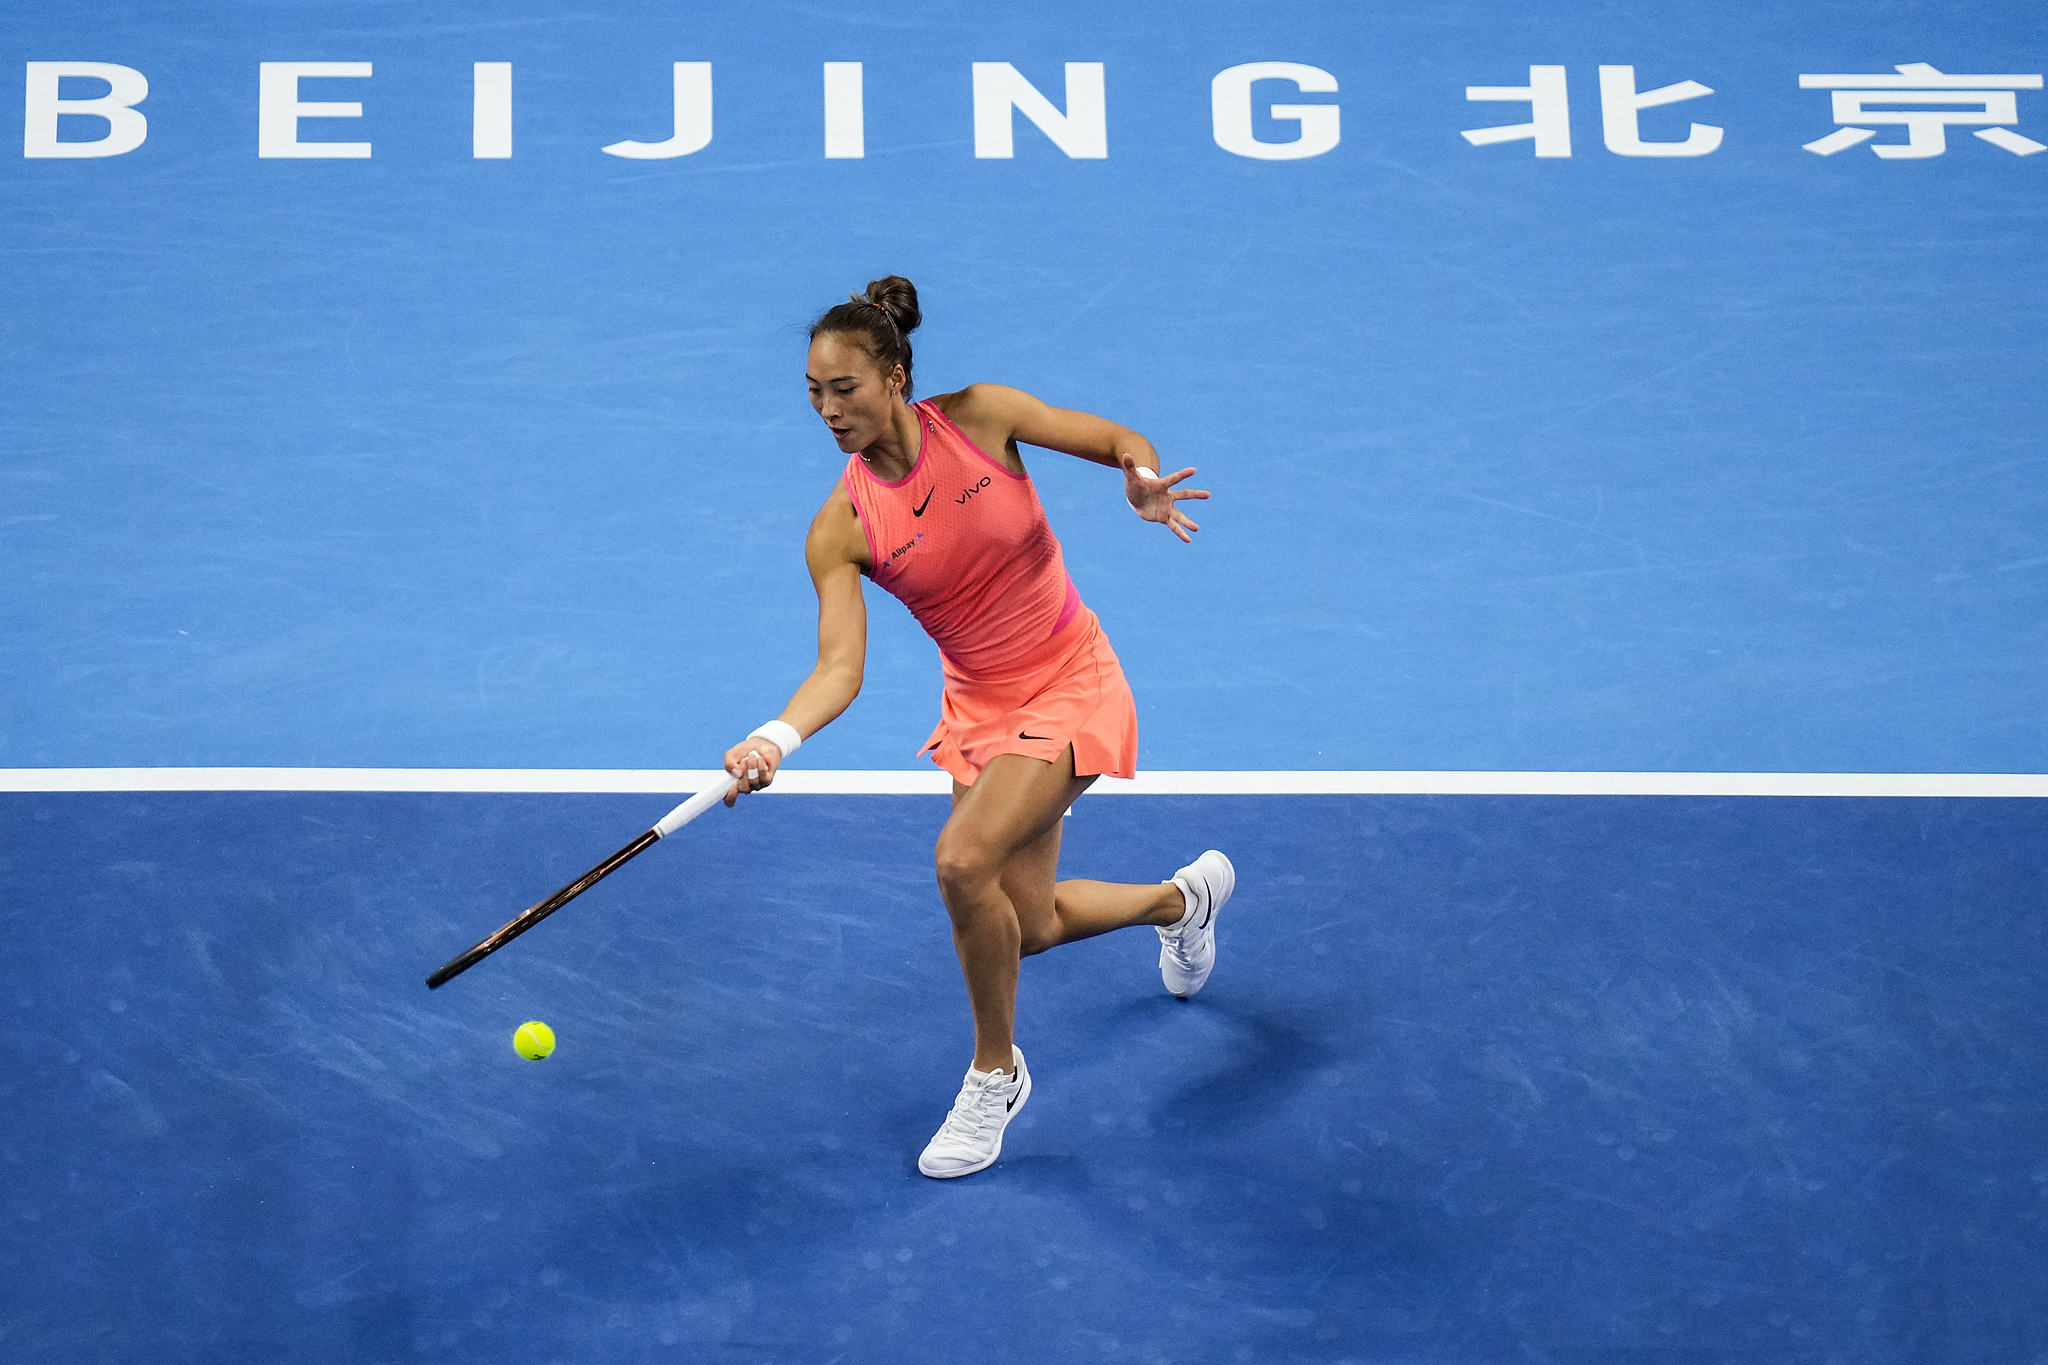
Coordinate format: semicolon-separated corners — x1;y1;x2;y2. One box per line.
918;607;1139;786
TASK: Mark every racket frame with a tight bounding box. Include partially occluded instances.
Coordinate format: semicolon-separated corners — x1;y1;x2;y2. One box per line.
424;779;732;989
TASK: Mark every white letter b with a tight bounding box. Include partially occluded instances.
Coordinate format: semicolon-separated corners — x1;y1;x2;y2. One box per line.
25;62;148;158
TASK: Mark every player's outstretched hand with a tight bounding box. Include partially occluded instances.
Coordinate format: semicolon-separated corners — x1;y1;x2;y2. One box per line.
721;740;784;806
1121;454;1209;543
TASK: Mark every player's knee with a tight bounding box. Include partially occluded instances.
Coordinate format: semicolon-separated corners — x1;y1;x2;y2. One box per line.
932;834;1000;906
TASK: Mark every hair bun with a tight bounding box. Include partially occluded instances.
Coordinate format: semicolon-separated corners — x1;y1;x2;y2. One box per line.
863;275;921;335
810;275;921;397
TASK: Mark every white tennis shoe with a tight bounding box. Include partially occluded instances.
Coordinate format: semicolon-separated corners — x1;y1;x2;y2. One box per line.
1158;850;1236;999
917;1047;1031;1179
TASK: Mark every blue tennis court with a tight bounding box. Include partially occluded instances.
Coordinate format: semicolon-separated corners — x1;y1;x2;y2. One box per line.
5;0;2046;1359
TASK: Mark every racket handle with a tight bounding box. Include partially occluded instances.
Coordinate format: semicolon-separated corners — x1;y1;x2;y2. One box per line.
652;776;737;838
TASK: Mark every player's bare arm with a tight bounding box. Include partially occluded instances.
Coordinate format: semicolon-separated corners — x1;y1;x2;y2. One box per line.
720;482;869;803
933;383;1210;543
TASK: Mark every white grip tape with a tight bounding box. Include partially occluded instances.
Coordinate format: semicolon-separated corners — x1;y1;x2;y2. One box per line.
652;781;729;838
746;719;802;758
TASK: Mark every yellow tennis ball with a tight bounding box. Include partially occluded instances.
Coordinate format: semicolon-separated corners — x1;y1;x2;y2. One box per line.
512;1020;555;1061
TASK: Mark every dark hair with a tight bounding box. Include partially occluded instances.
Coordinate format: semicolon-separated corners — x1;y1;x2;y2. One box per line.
809;275;921;397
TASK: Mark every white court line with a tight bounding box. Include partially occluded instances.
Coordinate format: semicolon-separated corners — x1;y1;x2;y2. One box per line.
1;769;2044;797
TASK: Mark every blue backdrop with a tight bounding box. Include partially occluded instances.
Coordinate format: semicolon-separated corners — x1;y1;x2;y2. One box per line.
5;0;2045;774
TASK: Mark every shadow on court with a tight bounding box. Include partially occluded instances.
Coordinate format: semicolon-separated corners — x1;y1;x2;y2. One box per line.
3;792;2043;1362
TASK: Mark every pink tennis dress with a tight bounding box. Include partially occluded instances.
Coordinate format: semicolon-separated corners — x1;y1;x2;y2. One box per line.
841;399;1139;785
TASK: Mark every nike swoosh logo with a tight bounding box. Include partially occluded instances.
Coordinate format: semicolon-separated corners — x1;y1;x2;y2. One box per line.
1018;731;1051;741
1007;1080;1022;1111
912;488;934;516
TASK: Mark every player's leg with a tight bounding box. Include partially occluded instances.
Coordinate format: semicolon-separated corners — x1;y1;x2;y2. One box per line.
992;813;1066;956
967;755;1225;960
919;750;1088;1178
973;755;1237;1002
934;749;1093;1074
920;748;1237;1178
1049;874;1188;949
1015;827;1236;1000
993;816;1184;956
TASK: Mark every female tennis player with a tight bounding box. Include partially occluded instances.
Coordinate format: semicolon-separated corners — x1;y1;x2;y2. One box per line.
720;276;1235;1179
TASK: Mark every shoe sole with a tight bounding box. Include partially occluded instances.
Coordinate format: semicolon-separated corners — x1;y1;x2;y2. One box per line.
918;1060;1032;1179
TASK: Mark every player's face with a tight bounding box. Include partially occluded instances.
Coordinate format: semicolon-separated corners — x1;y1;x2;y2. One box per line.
807;334;903;454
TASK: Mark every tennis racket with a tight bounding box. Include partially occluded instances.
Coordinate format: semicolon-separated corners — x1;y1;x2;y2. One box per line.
425;777;737;989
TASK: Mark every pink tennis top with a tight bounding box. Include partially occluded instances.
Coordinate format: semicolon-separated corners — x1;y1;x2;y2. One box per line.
841;399;1083;678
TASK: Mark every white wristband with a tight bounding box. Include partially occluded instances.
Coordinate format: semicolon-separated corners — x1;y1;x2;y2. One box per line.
746;719;802;758
1129;468;1158;518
